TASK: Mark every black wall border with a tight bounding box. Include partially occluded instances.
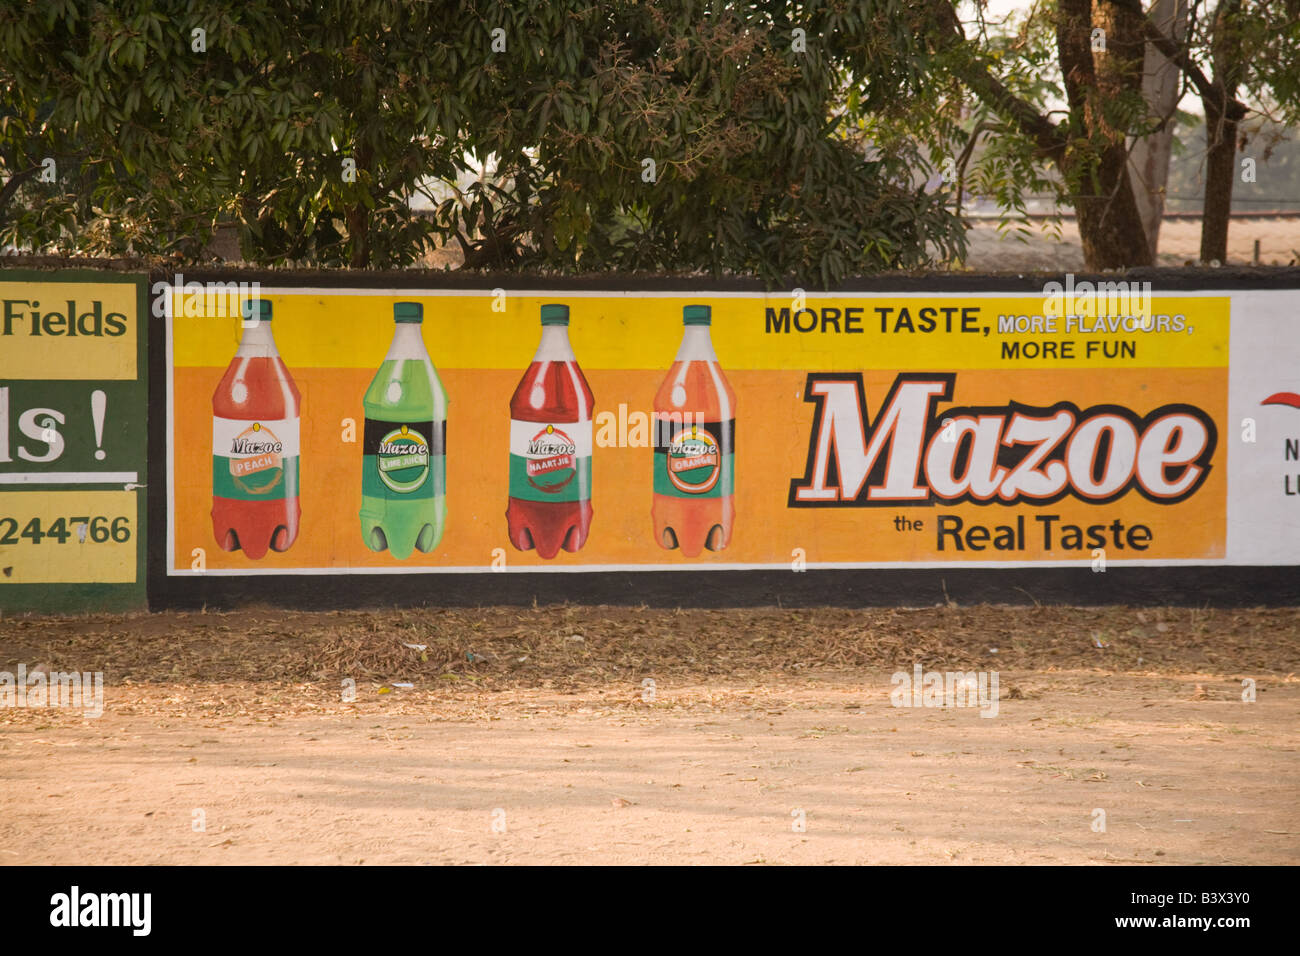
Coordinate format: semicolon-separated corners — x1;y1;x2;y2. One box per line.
144;266;1300;610
148;567;1298;610
158;264;1300;293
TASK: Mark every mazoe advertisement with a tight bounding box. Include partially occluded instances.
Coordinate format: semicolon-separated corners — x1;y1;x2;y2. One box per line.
162;284;1298;575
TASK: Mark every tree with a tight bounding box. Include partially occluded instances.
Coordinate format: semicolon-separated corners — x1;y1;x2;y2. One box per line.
0;1;460;266
0;0;966;284
864;0;1300;269
1166;117;1300;216
1197;0;1247;263
0;0;227;256
849;0;1157;269
1191;0;1300;261
1115;0;1300;261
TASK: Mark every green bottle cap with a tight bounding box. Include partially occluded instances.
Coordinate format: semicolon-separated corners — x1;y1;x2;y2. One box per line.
540;303;569;326
683;304;711;325
394;301;423;323
242;299;272;322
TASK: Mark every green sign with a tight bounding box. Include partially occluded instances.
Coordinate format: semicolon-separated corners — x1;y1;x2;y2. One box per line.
0;270;147;613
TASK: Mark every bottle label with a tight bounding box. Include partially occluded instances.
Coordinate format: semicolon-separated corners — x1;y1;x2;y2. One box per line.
363;419;445;499
653;416;734;498
212;416;299;501
509;418;592;503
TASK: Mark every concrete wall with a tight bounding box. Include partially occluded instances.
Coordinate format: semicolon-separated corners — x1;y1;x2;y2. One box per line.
4;264;1298;612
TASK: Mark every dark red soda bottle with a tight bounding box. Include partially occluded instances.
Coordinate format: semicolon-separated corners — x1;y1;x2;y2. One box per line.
505;304;593;558
211;299;301;560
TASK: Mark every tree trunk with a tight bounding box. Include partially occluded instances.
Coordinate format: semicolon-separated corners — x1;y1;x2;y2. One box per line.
347;203;370;268
1057;0;1154;269
1130;0;1189;259
1200;99;1239;263
347;143;373;268
201;221;244;262
0;163;39;229
1199;0;1245;264
1071;146;1154;268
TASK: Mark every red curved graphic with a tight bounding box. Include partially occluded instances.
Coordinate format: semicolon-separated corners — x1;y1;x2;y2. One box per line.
1261;392;1300;409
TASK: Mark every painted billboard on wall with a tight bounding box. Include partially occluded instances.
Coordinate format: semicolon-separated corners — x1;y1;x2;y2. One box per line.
0;271;147;611
163;283;1299;577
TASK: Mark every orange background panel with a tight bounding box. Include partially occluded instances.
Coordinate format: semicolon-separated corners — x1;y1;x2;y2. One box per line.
172;366;1226;570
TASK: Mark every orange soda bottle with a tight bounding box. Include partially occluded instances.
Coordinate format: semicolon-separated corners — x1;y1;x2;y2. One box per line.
651;304;735;556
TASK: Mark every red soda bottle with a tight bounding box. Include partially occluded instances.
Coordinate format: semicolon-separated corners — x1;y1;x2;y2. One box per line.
211;299;301;560
506;303;593;559
652;304;735;557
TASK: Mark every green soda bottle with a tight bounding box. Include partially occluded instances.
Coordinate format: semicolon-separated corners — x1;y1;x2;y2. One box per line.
360;301;447;559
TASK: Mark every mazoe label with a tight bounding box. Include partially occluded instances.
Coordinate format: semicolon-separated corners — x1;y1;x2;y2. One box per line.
509;418;592;498
523;424;577;490
376;425;430;493
653;418;735;497
668;426;720;492
361;418;444;501
213;416;299;498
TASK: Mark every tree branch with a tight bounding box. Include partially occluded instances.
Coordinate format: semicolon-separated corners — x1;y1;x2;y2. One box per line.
954;120;998;215
1057;0;1099;123
1101;0;1248;118
0;166;41;225
927;0;1068;163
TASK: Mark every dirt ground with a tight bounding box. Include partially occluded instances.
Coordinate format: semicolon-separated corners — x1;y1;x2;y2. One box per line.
1;604;1297;865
